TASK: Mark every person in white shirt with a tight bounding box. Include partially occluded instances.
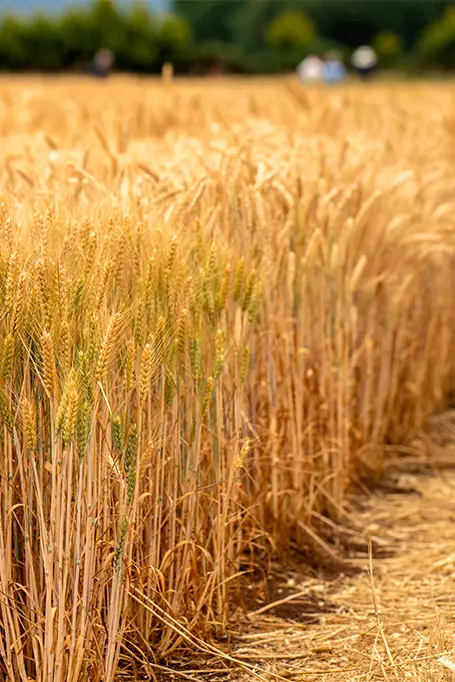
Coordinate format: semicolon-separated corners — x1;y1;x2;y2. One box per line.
297;55;324;83
351;45;378;79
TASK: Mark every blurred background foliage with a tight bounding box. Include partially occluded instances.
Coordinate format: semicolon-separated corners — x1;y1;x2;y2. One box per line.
0;0;455;74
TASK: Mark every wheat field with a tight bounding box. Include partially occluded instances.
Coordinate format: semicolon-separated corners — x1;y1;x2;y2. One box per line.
1;75;455;681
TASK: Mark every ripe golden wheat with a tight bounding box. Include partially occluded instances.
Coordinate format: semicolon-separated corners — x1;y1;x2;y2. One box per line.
1;76;455;681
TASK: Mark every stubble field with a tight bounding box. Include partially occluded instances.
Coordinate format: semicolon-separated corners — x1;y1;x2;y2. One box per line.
1;76;455;681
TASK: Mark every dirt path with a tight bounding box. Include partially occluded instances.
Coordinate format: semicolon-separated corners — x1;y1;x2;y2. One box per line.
230;416;455;681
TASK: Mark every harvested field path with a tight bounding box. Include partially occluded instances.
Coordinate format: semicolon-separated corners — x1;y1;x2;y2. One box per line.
226;415;455;682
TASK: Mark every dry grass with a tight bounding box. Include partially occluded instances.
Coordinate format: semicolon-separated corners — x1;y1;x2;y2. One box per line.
1;76;455;681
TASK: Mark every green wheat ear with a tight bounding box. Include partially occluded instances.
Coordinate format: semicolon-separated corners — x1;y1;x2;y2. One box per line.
164;372;176;405
240;345;250;382
112;416;124;456
124;423;139;475
114;516;128;572
127;461;136;504
78;351;93;403
189;337;202;381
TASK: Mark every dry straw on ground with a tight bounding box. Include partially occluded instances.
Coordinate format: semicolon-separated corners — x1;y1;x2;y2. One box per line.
231;423;455;682
1;76;455;681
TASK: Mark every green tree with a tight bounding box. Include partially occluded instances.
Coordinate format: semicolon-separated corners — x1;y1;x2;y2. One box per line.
418;5;455;69
264;8;316;70
0;13;64;71
231;0;288;53
0;0;453;75
158;15;193;64
88;0;125;52
57;0;124;67
173;0;452;55
0;16;28;70
23;15;64;70
266;9;315;51
373;30;403;67
118;3;158;72
298;0;450;49
172;0;242;44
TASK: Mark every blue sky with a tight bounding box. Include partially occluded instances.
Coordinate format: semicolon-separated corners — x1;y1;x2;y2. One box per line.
1;0;169;14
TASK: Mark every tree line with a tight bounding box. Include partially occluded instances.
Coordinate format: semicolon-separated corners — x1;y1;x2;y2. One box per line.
1;0;455;74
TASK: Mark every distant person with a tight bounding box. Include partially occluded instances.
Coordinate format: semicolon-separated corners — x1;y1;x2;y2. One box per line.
323;51;347;84
91;48;114;78
297;55;324;84
351;45;378;79
162;62;174;87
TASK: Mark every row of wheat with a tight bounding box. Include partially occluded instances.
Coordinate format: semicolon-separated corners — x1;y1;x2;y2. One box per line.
1;78;455;681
